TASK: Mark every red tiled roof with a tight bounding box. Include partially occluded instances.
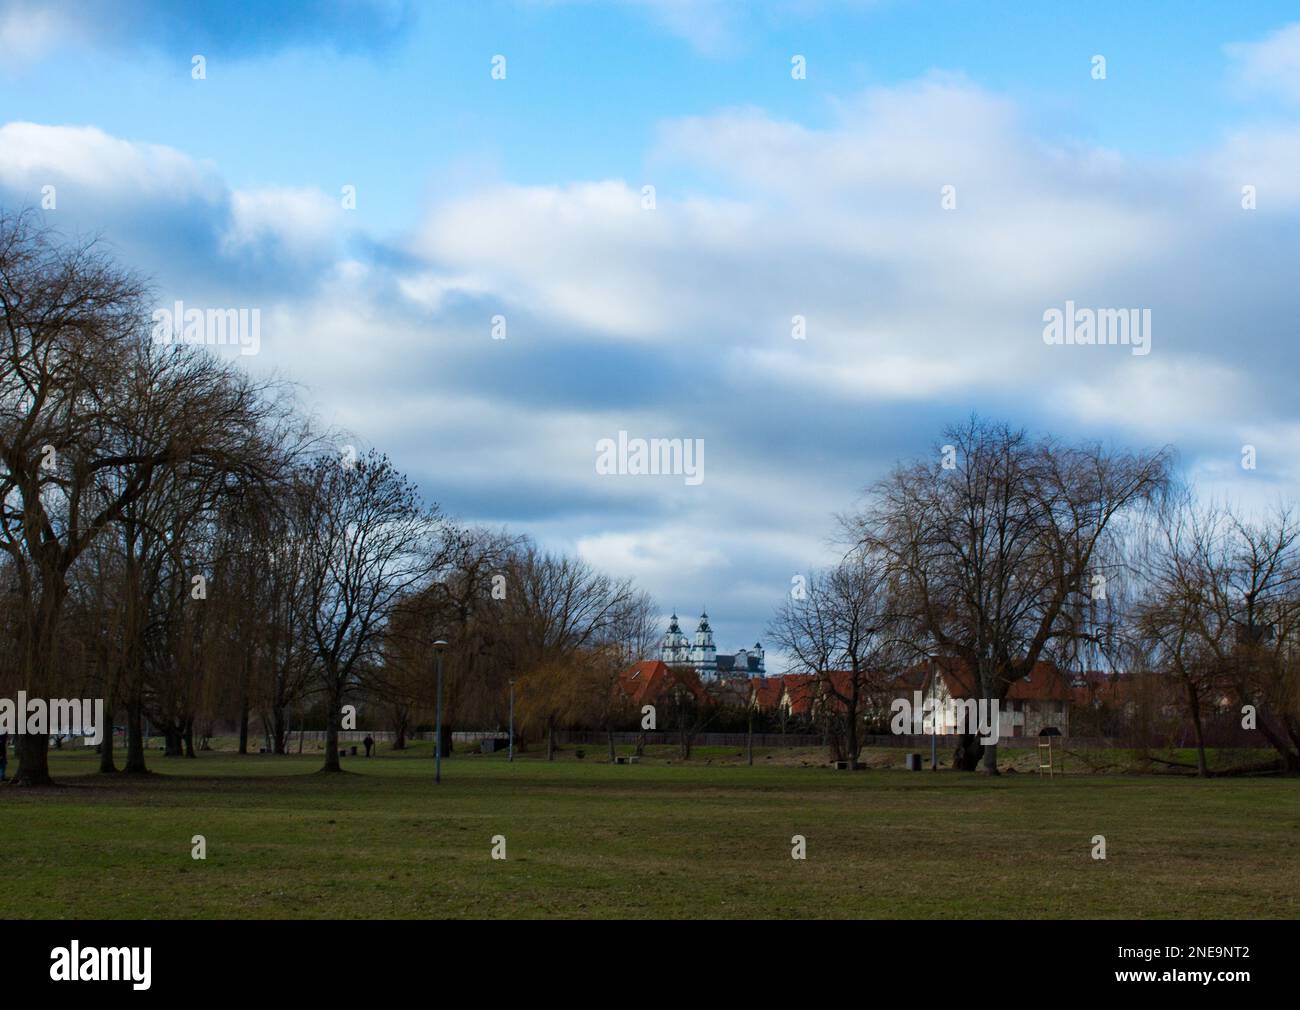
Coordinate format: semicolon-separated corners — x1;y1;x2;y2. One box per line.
619;660;672;706
780;674;817;715
750;677;784;711
890;667;929;692
621;661;712;706
925;657;1071;702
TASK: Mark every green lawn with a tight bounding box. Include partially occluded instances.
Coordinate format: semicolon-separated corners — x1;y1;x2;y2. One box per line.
3;744;1297;919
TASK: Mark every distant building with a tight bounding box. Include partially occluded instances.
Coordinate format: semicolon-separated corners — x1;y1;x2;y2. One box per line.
617;660;707;710
757;659;1074;737
900;658;1072;737
659;610;765;680
618;660;675;708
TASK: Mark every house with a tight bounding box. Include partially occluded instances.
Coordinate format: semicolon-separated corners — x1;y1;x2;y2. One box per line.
865;667;927;728
911;658;1072;737
749;676;784;713
748;670;907;725
777;674;817;719
618;660;674;708
618;660;712;710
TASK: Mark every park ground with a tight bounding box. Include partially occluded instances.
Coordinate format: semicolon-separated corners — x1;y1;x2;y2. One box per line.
2;742;1296;919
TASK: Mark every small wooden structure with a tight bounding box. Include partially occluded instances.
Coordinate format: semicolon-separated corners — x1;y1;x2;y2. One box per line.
1037;737;1057;778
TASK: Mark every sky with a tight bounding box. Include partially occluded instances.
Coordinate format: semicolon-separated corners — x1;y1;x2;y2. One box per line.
2;0;1300;669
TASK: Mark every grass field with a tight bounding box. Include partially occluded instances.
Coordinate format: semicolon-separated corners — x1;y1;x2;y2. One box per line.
3;743;1297;919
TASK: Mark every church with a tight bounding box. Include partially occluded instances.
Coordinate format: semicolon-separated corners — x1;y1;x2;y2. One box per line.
659;611;766;680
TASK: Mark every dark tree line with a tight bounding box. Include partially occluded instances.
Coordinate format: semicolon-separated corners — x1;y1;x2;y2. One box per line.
0;211;654;784
6;214;1294;783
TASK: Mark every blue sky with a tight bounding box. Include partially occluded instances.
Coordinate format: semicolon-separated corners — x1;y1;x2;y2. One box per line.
4;0;1300;666
10;1;1300;229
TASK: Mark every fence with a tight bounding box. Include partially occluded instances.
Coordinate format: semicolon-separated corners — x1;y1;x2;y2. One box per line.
556;730;827;748
555;730;1157;750
277;730;434;747
258;730;511;748
262;728;1250;752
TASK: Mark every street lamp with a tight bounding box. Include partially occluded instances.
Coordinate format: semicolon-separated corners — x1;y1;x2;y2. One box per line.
433;639;448;784
508;678;516;763
930;655;937;771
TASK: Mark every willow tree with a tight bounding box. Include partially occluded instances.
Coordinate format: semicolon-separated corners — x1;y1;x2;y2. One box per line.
0;211;280;784
848;416;1171;773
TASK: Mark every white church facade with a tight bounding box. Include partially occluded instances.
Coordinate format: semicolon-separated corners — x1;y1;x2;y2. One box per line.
659;611;766;680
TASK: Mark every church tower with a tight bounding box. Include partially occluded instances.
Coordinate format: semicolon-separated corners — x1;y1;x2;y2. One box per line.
660;612;691;667
690;610;717;679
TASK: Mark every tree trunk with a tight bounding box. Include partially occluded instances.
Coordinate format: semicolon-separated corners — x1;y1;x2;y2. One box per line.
980;740;1000;775
12;583;64;785
271;705;287;754
11;733;52;786
98;734;116;773
98;700;117;774
163;726;183;757
607;728;616;764
1251;713;1300;775
635;729;646;757
847;688;860;769
124;692;148;774
322;714;341;772
953;733;982;771
1185;682;1210;778
183;719;196;759
546;721;555;761
391;705;408;751
977;667;1000;774
238;696;249;755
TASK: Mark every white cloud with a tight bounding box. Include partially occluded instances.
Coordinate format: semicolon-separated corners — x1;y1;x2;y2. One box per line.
0;3;71;64
0;124;347;287
411;179;757;338
223;187;341;261
630;0;737;56
1052;356;1250;440
5;69;1300;646
404;75;1232;426
1210;124;1300;207
1227;22;1300;103
0;122;221;201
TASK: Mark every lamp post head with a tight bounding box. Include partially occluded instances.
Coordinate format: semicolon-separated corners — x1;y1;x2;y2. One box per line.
433;639;448;652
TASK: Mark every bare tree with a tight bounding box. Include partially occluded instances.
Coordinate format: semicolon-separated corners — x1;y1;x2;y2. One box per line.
770;556;897;766
1135;497;1226;775
1148;502;1300;773
847;417;1170;772
298;449;445;773
0;212;282;783
586;590;655;762
499;547;643;757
